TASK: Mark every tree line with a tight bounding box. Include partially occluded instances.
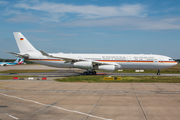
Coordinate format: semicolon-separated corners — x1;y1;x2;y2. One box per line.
0;58;35;64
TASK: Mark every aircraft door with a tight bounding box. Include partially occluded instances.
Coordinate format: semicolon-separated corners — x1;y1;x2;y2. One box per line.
126;56;131;62
159;57;164;63
39;54;43;61
153;59;158;68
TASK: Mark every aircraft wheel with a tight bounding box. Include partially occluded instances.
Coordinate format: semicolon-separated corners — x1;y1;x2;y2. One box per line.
157;69;161;75
89;72;93;75
157;72;160;75
83;72;88;75
92;71;96;75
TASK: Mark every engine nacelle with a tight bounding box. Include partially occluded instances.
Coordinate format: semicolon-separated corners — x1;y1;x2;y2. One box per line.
73;61;92;69
1;64;7;66
97;65;121;71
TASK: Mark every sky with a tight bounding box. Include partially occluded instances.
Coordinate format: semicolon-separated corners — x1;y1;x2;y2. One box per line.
0;0;180;59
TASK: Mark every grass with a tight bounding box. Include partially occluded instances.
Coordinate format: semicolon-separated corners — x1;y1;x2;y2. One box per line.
0;70;57;73
55;75;180;83
115;66;180;74
0;75;37;80
115;69;180;74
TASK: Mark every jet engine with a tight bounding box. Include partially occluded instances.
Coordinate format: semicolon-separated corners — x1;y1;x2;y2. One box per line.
97;65;121;71
1;64;6;66
73;61;93;69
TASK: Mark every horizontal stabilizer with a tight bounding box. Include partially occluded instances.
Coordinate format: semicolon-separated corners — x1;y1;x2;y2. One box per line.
6;51;29;59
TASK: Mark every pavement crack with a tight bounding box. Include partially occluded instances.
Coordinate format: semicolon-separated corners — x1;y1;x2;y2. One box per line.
153;83;163;91
85;83;110;120
167;94;180;103
78;83;89;90
24;102;58;120
131;83;148;120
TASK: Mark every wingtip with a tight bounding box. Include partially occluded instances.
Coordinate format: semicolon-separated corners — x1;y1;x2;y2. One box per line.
40;50;49;56
5;51;11;53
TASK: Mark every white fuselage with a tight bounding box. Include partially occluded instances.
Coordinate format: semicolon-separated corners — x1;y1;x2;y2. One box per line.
11;32;177;72
27;52;177;70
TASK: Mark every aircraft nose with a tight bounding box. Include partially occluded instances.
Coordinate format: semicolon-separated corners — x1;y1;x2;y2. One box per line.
173;61;178;66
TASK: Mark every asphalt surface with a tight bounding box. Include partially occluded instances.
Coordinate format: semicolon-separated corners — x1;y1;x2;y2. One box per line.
0;80;180;120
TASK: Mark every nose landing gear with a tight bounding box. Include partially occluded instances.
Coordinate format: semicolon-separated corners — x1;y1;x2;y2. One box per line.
157;69;161;75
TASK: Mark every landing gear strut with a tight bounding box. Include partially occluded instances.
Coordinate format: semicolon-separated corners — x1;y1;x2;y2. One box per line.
83;70;96;75
157;69;161;75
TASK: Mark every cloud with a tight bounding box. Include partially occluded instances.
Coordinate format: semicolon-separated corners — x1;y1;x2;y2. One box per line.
0;1;9;5
59;17;180;30
14;2;147;19
22;30;53;33
56;33;78;36
40;13;65;23
6;14;40;23
3;9;23;16
3;1;180;30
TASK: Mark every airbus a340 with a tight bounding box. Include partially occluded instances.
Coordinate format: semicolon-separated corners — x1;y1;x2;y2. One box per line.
7;32;177;75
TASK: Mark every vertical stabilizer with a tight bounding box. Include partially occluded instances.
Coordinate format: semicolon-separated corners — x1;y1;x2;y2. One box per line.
18;59;24;64
13;32;38;53
13;58;20;63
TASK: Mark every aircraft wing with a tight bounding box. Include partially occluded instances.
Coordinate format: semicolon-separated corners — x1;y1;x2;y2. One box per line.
40;50;119;66
6;52;29;59
91;60;120;66
40;50;86;62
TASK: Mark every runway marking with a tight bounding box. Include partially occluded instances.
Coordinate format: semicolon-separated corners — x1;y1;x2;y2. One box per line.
4;113;19;120
0;93;112;120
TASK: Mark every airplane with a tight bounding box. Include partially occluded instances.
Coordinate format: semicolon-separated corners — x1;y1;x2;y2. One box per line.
7;32;177;75
18;59;24;65
0;58;20;66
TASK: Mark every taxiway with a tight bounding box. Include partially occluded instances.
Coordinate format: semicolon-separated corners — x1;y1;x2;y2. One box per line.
0;80;180;120
0;65;180;120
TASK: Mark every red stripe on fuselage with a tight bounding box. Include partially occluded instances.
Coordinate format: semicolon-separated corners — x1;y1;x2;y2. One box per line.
27;59;64;61
97;60;153;63
27;59;176;63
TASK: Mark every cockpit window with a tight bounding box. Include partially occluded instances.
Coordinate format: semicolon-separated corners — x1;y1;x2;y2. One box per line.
169;59;174;61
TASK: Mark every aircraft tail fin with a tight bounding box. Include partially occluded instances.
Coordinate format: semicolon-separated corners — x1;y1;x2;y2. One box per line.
13;32;38;53
18;59;24;64
13;58;20;63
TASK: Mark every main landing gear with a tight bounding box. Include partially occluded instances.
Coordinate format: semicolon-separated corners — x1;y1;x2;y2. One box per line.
157;69;161;75
83;70;96;75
